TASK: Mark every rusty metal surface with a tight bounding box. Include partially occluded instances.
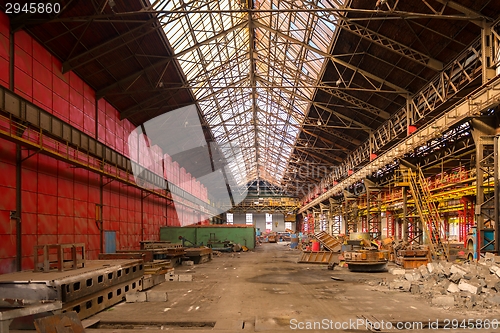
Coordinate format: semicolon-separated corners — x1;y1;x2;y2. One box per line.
34;312;84;333
184;247;212;256
298;251;338;264
0;301;62;321
313;231;343;252
61;278;142;320
344;250;389;272
140;241;172;250
344;250;389;262
98;253;145;261
117;250;155;262
0;260;143;303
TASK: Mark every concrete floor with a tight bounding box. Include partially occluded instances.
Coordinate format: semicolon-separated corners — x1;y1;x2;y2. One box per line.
89;243;500;332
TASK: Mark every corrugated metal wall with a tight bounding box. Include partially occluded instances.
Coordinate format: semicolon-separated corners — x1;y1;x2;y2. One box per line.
0;12;209;274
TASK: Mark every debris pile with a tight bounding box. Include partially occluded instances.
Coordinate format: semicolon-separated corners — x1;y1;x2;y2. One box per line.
387;253;500;310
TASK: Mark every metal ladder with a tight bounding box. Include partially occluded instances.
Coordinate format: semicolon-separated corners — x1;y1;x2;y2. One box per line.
313;231;342;252
402;166;449;261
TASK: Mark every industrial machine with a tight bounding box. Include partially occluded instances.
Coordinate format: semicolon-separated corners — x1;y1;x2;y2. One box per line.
342;239;389;272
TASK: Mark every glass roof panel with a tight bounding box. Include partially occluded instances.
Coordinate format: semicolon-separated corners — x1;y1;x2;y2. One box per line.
153;0;341;186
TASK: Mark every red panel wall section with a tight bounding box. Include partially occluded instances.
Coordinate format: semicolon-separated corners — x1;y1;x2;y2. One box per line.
0;13;10;88
0;24;212;272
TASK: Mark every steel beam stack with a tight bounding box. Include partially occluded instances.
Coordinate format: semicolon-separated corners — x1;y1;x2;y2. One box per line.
0;260;144;320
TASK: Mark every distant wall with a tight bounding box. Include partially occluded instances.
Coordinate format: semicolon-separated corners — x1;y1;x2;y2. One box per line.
230;213;292;232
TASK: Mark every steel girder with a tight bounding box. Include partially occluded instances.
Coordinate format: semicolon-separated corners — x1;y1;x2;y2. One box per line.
300;50;500;213
300;35;487;212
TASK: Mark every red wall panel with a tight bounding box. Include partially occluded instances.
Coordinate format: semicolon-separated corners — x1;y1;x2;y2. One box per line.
0;11;9;37
37;214;57;235
0;162;16;188
0;187;15;210
37;194;58;215
33;80;53;110
0;235;17;258
33;60;52;89
57;197;73;216
14;67;32;99
57;216;74;235
14;30;32;54
14;47;32;75
22;213;37;235
0;56;9;88
0;211;14;234
0;24;209;272
22;191;37;213
33;40;51;70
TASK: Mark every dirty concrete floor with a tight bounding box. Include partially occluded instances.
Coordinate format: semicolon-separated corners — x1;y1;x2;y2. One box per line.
89;243;500;332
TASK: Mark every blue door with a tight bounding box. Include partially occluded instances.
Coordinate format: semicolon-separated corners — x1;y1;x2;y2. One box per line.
104;231;116;253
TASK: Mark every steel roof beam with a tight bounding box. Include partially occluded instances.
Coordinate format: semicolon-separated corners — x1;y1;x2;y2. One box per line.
97;21;248;99
433;0;490;27
318;87;390;119
256;77;372;132
62;17;160;73
253;21;409;95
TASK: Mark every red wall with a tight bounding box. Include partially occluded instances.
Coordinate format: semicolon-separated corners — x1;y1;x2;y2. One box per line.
0;12;207;274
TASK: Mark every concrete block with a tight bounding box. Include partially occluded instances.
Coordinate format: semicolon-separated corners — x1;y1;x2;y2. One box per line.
410;283;421;294
485;296;500;306
439;262;452;276
495;256;500;264
405;271;422;282
178;274;193;282
489;265;500;274
142;275;155;290
450;264;468;276
493;282;500;292
389;281;403;289
484;252;496;263
401;281;411;292
427;262;437;274
432;296;454;307
447;282;460;293
166;274;179;281
388;267;406;275
449;273;463;283
474;265;491;278
458;279;481;294
126;292;147;303
419;265;430;278
146;290;168;302
182;260;194;266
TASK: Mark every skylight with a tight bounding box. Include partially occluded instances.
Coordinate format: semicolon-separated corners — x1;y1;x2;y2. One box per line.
153;0;340;186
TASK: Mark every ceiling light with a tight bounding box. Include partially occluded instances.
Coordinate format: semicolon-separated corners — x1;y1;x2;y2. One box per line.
317;120;322;126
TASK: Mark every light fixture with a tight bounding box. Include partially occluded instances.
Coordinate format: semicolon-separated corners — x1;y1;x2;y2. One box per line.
108;0;116;9
317;119;322;126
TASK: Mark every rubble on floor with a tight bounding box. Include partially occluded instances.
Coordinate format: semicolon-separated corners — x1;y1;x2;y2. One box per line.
384;253;500;310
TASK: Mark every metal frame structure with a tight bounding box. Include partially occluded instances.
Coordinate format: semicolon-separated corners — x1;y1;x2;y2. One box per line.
3;0;500;214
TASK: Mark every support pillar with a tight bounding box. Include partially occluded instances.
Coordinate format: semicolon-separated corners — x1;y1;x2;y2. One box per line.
472;118;498;255
481;24;497;84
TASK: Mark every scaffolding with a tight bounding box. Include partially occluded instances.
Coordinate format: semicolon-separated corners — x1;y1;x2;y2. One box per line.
399;165;449;261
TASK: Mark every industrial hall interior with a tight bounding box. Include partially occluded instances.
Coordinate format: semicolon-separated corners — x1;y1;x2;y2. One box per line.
2;0;500;332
